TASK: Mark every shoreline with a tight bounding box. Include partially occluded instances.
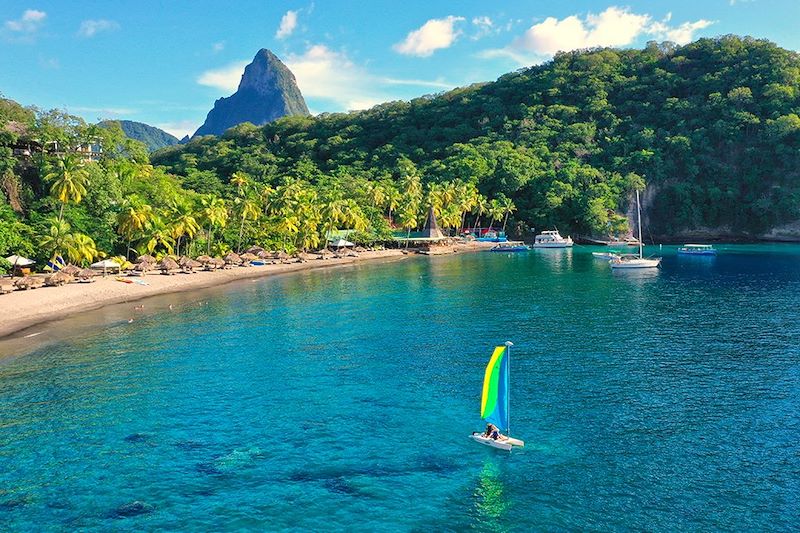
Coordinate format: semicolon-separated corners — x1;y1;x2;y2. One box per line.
0;243;493;342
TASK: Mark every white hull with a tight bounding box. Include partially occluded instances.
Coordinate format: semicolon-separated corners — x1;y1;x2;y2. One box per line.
610;258;661;269
470;433;525;451
532;242;573;248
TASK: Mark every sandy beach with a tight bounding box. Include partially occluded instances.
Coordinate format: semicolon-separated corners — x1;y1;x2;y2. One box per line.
0;243;492;340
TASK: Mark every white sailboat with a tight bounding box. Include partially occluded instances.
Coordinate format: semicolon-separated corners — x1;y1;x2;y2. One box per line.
469;342;525;451
610;190;661;270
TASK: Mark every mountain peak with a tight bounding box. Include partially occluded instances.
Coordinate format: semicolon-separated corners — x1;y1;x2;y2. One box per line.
193;49;309;138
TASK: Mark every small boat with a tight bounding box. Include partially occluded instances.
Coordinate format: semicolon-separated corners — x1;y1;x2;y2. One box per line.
592;252;619;260
469;342;525;451
610;190;661;270
476;230;508;243
677;244;717;256
489;241;530;252
532;230;573;248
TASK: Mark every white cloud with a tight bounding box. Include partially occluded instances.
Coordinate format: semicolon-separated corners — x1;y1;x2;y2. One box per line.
484;6;715;66
197;45;453;112
471;16;495;40
648;16;714;45
276;10;298;40
4;9;46;34
287;44;453;110
393;15;465;57
212;41;225;52
155;120;197;139
197;60;249;92
67;105;136;117
78;19;119;38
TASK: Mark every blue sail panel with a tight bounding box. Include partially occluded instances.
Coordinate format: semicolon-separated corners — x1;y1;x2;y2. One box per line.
484;349;509;431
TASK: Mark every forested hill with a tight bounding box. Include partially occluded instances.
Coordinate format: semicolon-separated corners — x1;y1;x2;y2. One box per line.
153;36;800;239
99;120;179;152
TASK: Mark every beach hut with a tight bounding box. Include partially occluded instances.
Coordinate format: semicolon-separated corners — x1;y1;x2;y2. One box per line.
77;268;97;283
158;257;180;275
91;259;121;276
5;254;35;276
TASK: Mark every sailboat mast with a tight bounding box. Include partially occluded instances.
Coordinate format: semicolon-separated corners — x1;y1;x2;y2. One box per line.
636;189;643;259
505;340;513;436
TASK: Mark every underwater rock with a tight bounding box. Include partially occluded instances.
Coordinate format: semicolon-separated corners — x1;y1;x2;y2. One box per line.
111;500;155;518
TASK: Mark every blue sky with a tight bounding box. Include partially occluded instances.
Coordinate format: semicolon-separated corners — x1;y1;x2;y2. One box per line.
1;1;797;138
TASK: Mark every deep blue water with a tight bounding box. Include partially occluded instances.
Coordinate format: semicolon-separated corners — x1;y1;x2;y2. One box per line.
1;245;799;531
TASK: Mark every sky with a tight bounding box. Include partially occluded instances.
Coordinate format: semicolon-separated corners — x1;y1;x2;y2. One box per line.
1;0;798;139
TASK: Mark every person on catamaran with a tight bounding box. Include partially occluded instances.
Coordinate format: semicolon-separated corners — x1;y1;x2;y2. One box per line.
484;423;501;440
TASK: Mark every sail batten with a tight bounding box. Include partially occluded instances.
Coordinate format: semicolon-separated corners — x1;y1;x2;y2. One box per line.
480;345;510;431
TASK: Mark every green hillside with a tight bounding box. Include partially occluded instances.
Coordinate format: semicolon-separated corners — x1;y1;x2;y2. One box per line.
100;120;179;152
154;36;800;238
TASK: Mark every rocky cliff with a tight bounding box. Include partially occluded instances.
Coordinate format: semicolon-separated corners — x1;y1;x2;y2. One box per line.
193;49;309;138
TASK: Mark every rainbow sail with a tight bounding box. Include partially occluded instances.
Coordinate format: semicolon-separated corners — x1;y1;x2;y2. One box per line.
480;345;510;431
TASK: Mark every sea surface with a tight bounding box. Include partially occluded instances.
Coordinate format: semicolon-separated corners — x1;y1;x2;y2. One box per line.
1;245;799;531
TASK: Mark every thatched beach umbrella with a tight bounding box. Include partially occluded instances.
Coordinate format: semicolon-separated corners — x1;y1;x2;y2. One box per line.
296;252;315;262
61;264;81;276
131;261;151;276
239;252;258;265
196;255;213;265
245;246;265;255
158;257;180;275
208;257;225;269
354;246;367;253
45;270;74;287
91;259;121;277
181;258;203;273
223;252;243;266
317;249;334;260
275;251;290;261
136;254;157;264
78;268;97;282
14;276;44;290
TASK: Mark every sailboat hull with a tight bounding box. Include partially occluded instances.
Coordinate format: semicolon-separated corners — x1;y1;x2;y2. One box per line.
610;258;661;269
469;433;525;450
470;433;513;451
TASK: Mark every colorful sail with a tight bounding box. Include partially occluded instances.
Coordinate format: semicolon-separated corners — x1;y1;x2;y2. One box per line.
480;345;509;431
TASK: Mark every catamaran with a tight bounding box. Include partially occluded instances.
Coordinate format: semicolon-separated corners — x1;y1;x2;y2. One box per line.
470;342;525;451
610;190;661;269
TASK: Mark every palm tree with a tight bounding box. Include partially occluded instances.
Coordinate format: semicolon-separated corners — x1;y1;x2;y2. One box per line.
117;197;154;259
39;218;72;259
44;155;89;223
487;199;506;231
65;233;98;265
500;197;517;233
472;194;489;232
236;199;260;253
167;202;200;257
200;195;228;255
384;183;401;225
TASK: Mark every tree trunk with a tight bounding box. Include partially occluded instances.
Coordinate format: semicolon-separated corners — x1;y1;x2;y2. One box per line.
237;215;245;253
207;224;213;255
502;211;510;233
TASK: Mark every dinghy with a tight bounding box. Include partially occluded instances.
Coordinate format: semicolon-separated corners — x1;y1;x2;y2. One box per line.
469;342;524;451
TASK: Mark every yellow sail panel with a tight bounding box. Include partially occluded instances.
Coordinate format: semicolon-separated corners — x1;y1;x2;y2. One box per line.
480;346;507;418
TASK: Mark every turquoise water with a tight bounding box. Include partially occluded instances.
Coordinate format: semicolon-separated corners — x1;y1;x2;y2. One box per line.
1;245;799;531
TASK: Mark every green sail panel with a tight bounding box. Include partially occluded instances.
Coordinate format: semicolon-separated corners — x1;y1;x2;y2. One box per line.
480;346;509;431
